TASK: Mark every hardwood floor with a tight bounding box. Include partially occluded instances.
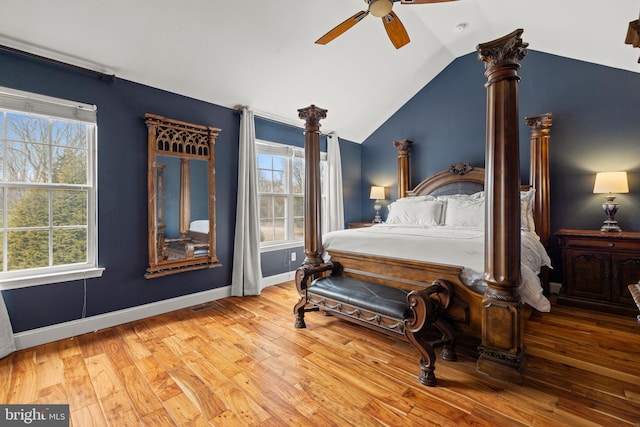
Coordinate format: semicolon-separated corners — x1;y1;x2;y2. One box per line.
1;282;640;426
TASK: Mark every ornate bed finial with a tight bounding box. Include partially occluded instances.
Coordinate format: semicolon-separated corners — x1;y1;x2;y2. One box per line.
449;163;473;175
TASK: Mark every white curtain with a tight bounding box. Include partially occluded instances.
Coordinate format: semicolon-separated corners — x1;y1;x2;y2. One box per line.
0;292;16;359
324;132;345;233
231;107;263;296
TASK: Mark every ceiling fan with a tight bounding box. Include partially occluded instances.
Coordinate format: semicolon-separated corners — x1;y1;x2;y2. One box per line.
316;0;458;49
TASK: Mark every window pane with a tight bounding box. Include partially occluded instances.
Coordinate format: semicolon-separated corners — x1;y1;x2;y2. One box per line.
292;158;304;194
53;228;87;265
52;146;87;185
273;219;285;241
52;189;87;226
293;196;304;217
0;188;3;227
272;171;285;193
293;218;304;240
7;229;49;270
7;188;49;228
257;153;273;169
7;141;50;183
274;196;286;218
260;219;273;243
258;169;273;193
0;140;3;181
272;156;286;172
0;231;3;271
52;120;87;149
259;196;273;219
6;113;49;143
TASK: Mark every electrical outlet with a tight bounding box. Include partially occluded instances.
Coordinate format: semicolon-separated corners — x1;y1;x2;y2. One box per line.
291;252;296;262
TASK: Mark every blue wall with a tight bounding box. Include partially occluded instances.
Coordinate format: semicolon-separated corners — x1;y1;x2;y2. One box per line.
0;50;361;333
360;50;640;280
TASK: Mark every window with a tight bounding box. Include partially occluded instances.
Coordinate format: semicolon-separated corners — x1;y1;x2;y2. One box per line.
0;86;103;289
256;140;326;249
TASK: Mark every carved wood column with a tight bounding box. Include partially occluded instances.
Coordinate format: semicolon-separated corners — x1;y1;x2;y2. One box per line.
393;139;413;199
298;105;328;266
476;29;529;385
525;113;553;248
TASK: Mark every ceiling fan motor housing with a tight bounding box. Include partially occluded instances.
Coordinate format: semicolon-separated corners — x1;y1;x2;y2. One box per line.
369;0;393;18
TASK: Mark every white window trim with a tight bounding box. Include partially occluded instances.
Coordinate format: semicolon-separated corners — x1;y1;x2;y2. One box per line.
256;139;326;252
0;86;103;289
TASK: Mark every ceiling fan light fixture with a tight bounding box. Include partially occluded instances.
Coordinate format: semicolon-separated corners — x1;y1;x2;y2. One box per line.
369;0;393;18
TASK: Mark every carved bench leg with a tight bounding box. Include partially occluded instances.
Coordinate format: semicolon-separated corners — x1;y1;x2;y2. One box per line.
293;268;308;328
405;290;439;386
293;263;335;329
405;327;438;386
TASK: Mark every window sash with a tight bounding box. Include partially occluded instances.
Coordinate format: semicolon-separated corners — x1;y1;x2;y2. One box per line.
0;86;101;289
256;140;326;249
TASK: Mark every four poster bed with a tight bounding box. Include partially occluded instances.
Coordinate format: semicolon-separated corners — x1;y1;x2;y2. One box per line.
295;30;548;384
319;138;552;341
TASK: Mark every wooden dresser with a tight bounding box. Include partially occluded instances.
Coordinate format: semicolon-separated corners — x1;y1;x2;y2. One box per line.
556;229;640;316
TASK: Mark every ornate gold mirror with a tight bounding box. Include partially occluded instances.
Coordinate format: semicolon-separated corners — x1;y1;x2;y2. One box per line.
144;113;221;278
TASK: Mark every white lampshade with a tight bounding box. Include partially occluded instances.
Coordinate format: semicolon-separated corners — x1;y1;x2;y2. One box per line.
370;186;385;200
593;172;629;194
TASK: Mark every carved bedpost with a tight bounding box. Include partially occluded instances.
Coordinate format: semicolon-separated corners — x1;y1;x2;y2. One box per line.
394;139;413;199
525;113;552;248
298;105;328;266
476;29;529;385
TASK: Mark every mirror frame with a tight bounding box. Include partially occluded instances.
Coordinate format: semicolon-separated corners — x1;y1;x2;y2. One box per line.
144;113;221;278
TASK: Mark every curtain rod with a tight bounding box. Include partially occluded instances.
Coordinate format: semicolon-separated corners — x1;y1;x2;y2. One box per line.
0;44;116;82
237;108;333;137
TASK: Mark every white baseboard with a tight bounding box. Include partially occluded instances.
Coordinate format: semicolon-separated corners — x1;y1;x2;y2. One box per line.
13;285;232;350
261;271;295;288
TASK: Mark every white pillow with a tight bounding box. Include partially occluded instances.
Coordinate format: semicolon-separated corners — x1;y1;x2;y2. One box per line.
395;195;436;203
436;191;484;202
386;200;444;226
190;220;209;234
444;197;485;228
520;189;535;232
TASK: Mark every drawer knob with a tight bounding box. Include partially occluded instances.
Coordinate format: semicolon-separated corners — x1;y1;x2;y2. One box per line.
608;242;614;247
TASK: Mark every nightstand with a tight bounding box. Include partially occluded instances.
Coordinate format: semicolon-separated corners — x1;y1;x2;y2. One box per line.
556;229;640;316
347;221;377;229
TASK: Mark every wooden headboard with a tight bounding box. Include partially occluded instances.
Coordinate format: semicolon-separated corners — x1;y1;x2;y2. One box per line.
396;113;553;248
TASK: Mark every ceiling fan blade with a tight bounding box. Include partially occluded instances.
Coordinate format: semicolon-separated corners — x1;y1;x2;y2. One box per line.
382;11;410;49
400;0;458;4
316;11;369;45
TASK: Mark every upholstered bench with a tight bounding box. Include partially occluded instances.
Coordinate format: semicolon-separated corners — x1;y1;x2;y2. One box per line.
293;262;456;386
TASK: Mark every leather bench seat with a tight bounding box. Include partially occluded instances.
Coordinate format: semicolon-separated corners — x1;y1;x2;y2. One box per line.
309;276;412;319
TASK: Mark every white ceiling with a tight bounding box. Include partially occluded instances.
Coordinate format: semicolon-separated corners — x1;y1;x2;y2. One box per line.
1;0;638;143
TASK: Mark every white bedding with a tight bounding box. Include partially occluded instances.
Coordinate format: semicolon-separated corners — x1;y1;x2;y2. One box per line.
322;224;552;312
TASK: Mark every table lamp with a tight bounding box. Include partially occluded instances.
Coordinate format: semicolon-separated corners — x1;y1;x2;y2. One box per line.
370;186;385;223
593;171;629;232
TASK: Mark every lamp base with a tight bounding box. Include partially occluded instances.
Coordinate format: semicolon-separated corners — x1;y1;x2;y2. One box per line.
601;200;621;232
372;201;383;223
601;220;622;232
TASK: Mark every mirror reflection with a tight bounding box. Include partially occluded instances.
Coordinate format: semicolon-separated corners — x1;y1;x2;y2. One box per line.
145;113;221;278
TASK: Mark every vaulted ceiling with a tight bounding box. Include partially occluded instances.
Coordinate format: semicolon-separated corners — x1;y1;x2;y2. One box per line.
1;0;638;142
